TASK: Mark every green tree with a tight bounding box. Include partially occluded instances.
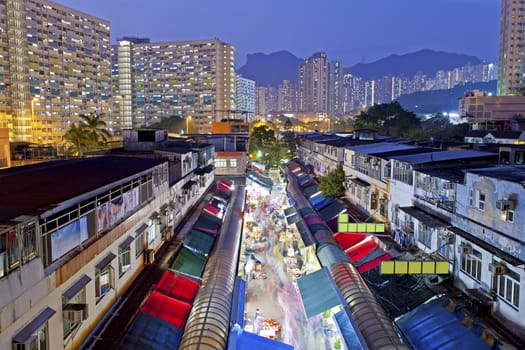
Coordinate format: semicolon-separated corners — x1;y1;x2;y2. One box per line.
79;113;111;146
280;131;297;159
352;101;421;137
319;164;346;197
250;125;276;147
63;123;87;155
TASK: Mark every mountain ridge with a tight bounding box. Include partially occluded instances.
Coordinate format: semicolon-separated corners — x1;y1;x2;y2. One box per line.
238;49;485;86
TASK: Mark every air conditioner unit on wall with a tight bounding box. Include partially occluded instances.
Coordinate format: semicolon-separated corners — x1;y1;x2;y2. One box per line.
63;304;87;323
493;263;507;275
496;199;516;211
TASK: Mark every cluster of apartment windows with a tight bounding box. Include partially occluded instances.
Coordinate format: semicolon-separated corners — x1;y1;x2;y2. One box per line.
418;222;432;248
460;247;482;281
470;189;486;210
392;161;413;185
215;159;237;168
95;263;114;303
493;269;520;308
40;173;155;266
0;222;38;278
118;244;131;276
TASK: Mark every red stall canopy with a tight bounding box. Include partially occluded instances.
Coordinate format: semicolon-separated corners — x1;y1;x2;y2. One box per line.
357;253;392;273
203;203;220;216
140;291;192;330
153;271;200;304
344;236;379;262
334;232;367;250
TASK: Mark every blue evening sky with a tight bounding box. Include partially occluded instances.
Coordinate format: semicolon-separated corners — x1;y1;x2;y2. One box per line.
56;0;500;67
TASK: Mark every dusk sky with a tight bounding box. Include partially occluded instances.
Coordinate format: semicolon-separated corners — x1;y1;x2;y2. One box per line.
57;0;500;67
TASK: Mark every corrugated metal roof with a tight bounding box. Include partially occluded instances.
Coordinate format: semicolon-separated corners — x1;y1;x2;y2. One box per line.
399;206;449;228
0;156;166;224
390;149;496;164
467;164;525;183
345;142;416;154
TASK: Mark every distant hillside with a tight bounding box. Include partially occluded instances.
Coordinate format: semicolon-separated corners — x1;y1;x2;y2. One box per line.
346;49;482;80
237;51;302;86
396;80;497;114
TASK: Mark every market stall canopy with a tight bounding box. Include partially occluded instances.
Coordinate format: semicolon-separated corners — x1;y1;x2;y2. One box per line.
140;290;192;330
395;296;493;350
313;197;334;211
295;220;315;247
170;246;207;279
303;184;320;198
334;232;367;250
345;236;379;262
297;267;341;318
183;229;216;256
117;312;183;350
203;203;220;217
153;271;200;304
318;201;346;222
194;214;220;235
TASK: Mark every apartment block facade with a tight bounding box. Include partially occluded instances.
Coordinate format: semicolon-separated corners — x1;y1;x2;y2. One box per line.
498;0;525;96
235;74;256;121
112;38;236;134
0;0;111;144
296;133;525;333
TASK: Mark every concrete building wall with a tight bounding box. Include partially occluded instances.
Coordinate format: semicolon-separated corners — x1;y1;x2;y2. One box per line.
1;0;111;144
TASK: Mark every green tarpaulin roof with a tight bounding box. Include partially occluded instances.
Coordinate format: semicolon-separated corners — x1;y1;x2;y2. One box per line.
183;230;216;256
303;184;320;198
297;267;341;318
298;207;315;217
170;246;207;278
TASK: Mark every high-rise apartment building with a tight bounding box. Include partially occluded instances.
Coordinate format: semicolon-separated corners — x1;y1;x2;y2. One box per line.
298;52;328;113
112;38;236;134
328;61;343;116
235;74;256;121
255;86;267;117
277;80;296;112
497;0;525;96
0;0;111;143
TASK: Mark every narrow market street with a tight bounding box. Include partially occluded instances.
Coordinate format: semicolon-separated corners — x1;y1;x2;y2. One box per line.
239;174;332;350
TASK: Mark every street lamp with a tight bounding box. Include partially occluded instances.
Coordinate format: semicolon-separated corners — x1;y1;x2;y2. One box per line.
31;97;38;142
186;116;192;134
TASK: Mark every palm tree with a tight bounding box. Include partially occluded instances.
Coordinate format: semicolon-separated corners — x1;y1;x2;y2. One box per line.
79;113;112;146
63;123;88;156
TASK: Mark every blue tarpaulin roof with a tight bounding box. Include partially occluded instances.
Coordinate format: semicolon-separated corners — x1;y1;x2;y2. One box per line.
313;197;334;211
228;325;294;350
334;310;367;350
117;312;183;350
395;296;492;350
309;194;327;207
318;201;346;222
230;277;246;328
